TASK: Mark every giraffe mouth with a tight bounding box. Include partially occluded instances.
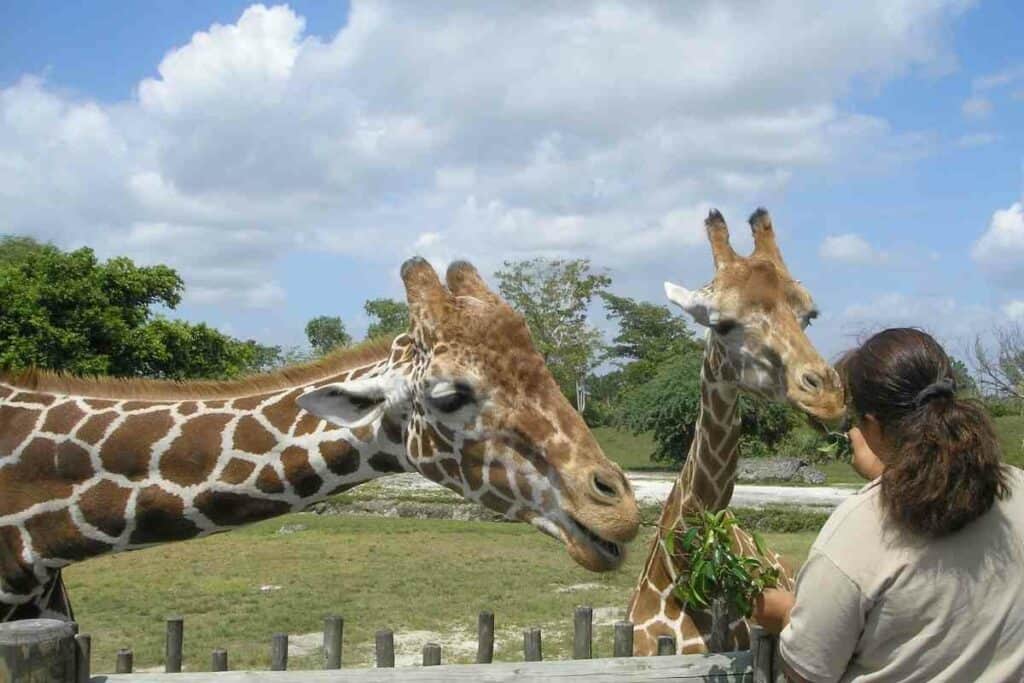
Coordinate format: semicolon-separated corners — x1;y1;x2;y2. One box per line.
566;515;624;569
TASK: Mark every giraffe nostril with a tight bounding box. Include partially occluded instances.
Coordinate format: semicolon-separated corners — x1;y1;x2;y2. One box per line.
590;473;621;502
802;371;824;393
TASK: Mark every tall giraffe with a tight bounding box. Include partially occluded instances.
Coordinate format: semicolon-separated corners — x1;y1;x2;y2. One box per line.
0;258;639;622
628;209;845;655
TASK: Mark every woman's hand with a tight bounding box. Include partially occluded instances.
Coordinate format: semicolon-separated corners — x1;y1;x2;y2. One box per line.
751;588;795;635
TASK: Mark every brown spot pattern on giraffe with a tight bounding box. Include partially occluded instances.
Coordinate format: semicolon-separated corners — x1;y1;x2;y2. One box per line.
368;452;405;474
26;508;111;560
83;399;116;410
479;491;512;515
41;401;86;434
0;405;39;455
55;442;93;482
131;486;198;544
281;446;323;497
219;458;256;485
233;415;277;454
0;438;72;515
121;401;156;412
11;392;54;406
159;413;233;486
0;525;36;594
264;389;302;433
100;411;175;480
194;491;291;527
292;413;320;437
177;402;198;416
381;415;404;444
75;411;118;444
231;395;265;411
0;386;11;400
78;480;131;537
256;466;285;494
319;440;360;476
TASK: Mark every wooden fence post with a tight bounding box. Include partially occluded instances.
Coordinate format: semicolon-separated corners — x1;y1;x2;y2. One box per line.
323;615;343;669
0;619;77;683
422;643;441;666
476;611;494;664
115;648;133;674
656;634;675;656
523;628;542;662
613;621;634;658
749;625;773;683
165;615;184;673
75;633;91;683
573;606;593;659
375;630;394;668
709;598;731;653
772;636;787;683
211;649;228;672
270;633;288;671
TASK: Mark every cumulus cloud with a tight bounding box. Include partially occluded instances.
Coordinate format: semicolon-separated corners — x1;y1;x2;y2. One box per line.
972;202;1024;288
961;95;993;119
0;1;971;311
957;132;1000;148
819;233;888;265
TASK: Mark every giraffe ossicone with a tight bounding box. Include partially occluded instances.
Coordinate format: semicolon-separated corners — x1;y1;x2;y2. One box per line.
0;258;639;622
629;208;846;655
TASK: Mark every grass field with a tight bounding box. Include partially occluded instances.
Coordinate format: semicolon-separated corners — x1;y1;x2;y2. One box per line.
64;514;815;673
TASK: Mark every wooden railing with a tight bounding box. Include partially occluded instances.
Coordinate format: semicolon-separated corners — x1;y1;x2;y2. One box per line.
0;605;785;682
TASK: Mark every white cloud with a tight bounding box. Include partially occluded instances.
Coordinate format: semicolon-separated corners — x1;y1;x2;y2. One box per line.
1002;301;1024;320
819;233;888;265
957;132;1000;148
0;1;971;311
973;64;1024;91
961;95;993;119
972;202;1024;288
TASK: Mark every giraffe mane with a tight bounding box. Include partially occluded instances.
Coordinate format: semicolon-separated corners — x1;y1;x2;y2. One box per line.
0;337;396;401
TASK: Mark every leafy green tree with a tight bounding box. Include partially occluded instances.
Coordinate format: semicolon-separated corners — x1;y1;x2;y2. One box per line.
0;236;279;378
616;353;793;465
364;298;409;340
601;292;700;388
304;316;351;356
495;258;610;409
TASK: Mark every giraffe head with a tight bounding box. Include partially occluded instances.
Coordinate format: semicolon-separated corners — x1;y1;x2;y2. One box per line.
664;208;844;422
298;258;639;571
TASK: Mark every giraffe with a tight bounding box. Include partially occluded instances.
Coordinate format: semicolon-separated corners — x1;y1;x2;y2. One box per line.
0;258;639;622
628;208;846;655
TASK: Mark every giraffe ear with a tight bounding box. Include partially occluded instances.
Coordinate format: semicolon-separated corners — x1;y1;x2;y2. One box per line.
664;282;719;327
297;376;410;429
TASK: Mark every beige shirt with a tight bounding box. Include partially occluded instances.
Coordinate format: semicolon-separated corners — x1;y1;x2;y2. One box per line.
779;467;1024;683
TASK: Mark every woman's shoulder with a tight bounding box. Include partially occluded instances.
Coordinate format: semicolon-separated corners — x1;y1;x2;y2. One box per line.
813;479;885;548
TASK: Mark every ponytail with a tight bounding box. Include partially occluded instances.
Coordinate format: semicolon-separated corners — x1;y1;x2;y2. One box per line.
842;328;1010;537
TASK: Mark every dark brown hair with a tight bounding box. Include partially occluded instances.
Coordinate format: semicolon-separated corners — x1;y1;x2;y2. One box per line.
840;328;1010;537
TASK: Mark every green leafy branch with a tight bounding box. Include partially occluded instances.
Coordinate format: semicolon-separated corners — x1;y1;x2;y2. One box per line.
664;509;780;617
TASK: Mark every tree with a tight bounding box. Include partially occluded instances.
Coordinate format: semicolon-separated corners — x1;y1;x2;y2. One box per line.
0;236;279;379
364;298;409;340
304;316;351;356
495;258;610;410
616;353;793;465
601;292;700;387
973;325;1024;401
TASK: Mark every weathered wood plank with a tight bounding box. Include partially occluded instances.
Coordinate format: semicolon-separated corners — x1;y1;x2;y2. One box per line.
422;643;441;667
212;649;229;672
75;633;91;683
270;634;288;671
613;621;633;658
91;651;753;682
324;616;343;670
523;628;542;662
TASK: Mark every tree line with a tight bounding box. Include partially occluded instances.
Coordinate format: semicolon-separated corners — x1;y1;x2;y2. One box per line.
1;236;1006;466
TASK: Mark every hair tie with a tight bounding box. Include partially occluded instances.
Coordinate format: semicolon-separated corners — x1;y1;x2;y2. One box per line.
913;377;955;408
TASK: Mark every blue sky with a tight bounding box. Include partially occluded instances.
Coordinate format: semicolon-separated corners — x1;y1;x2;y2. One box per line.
1;1;1023;360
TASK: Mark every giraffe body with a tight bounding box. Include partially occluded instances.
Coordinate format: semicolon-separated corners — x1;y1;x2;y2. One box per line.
628;209;845;654
0;259;640;621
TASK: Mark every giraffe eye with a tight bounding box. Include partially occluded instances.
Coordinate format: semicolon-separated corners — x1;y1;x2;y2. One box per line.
713;319;738;336
428;382;476;414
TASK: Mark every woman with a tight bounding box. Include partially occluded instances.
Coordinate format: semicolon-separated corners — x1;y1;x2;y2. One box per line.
753;328;1023;682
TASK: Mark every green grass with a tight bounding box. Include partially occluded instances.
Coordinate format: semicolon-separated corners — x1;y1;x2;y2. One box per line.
591;426;663;470
994;415;1024;469
64;514;815;673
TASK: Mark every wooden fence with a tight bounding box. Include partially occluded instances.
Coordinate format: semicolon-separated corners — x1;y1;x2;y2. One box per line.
0;604;786;682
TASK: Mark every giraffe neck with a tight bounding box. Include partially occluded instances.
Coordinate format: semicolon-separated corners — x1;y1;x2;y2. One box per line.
626;335;745;654
0;340;413;613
